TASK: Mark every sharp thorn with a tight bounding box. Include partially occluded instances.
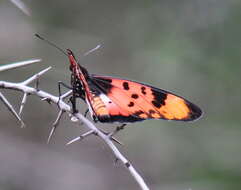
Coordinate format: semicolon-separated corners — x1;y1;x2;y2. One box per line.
66;130;95;145
47;126;56;144
111;136;124;146
66;136;82;146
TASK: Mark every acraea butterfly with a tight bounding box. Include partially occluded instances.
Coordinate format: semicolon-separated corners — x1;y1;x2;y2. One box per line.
66;49;202;123
35;34;202;124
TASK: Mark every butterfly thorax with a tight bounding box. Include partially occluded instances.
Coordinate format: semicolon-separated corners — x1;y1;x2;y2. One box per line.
67;49;90;93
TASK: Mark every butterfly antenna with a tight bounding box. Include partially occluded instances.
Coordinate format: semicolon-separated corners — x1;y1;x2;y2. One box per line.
76;44;102;65
83;44;102;56
35;34;68;56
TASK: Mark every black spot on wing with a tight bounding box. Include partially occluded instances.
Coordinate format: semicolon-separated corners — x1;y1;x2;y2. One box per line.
123;82;129;90
128;102;134;107
134;110;144;116
149;109;155;114
151;89;167;108
131;94;139;99
141;86;146;95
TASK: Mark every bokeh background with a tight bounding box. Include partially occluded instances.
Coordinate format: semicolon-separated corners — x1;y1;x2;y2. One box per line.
0;0;241;189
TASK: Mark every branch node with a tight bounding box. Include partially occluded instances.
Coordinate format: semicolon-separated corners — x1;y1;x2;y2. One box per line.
69;113;79;122
41;97;52;104
99;128;123;145
125;161;131;168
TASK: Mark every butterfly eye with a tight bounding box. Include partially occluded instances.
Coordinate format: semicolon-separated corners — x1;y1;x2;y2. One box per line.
66;49;73;55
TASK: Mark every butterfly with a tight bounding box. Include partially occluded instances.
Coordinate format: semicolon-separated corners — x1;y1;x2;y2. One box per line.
66;49;202;124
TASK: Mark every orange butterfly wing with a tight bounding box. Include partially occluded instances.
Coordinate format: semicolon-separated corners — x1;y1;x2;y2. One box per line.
90;75;202;123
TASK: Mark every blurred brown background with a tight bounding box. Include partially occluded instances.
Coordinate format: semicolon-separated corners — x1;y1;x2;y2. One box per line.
0;0;241;189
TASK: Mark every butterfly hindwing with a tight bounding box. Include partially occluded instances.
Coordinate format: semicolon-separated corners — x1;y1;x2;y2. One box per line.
89;75;202;123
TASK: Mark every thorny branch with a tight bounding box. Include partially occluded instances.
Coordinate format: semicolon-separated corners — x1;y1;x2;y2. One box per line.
0;62;150;190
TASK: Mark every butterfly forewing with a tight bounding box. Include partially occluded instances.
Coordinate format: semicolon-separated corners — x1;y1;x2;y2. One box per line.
90;75;202;123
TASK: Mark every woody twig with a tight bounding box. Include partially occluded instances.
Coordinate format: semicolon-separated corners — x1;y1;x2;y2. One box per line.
0;61;149;190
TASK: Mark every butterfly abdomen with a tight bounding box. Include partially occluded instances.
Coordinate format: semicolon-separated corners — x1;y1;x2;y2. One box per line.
91;95;109;116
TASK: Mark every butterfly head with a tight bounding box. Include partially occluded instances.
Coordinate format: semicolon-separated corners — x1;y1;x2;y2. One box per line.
66;49;75;58
67;49;89;77
66;49;78;70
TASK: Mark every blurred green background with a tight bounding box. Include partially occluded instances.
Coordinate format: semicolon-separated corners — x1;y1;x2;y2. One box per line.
0;0;241;189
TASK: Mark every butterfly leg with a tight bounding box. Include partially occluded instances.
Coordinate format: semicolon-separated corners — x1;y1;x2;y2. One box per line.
116;124;126;131
84;109;89;117
69;91;86;116
58;81;72;96
78;109;90;126
57;81;83;114
69;95;78;113
108;124;127;138
57;81;73;106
